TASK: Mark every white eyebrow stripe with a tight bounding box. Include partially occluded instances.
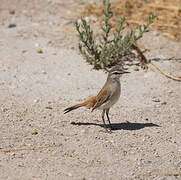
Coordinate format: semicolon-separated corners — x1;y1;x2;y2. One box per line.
111;70;122;74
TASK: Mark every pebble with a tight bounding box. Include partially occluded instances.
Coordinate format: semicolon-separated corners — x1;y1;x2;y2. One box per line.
42;70;47;74
36;49;43;54
2;108;8;112
22;50;27;53
161;101;167;105
9;9;15;15
154;104;160;108
35;43;40;47
68;173;72;177
152;98;160;102
31;130;38;135
33;99;39;103
45;106;53;110
110;140;114;144
8;24;16;28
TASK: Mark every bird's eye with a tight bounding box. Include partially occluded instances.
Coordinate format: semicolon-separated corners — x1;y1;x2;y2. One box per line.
112;71;121;75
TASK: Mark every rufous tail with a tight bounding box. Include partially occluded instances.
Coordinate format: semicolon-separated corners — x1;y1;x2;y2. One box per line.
64;103;86;114
64;96;96;114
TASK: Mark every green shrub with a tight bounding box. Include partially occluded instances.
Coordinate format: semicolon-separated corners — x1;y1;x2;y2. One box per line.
75;0;156;69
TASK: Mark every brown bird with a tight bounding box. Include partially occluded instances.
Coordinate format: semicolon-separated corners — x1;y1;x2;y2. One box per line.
64;66;129;132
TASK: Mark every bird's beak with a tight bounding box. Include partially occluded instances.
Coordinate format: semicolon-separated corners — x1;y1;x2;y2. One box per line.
122;70;130;74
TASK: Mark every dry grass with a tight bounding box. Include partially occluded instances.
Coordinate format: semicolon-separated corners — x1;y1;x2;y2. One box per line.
81;0;181;41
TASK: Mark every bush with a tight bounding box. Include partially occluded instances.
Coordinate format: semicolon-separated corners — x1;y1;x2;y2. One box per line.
75;0;156;69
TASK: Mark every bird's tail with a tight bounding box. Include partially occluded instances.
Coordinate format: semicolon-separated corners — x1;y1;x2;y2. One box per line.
64;103;86;114
64;96;97;114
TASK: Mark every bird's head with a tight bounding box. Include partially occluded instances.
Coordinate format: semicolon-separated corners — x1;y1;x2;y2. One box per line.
107;66;130;80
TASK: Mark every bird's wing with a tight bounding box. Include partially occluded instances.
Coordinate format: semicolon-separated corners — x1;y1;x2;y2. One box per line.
92;85;111;111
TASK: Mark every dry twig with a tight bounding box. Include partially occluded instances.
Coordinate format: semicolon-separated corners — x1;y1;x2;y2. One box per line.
134;45;181;81
0;144;60;153
150;61;181;81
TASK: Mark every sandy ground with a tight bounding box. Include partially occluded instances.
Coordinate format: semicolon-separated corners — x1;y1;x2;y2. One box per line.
0;0;181;179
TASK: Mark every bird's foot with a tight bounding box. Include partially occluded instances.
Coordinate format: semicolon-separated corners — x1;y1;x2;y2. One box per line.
100;127;112;134
109;124;114;130
106;128;112;134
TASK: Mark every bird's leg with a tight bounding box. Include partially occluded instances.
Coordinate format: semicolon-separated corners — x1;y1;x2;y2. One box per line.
102;110;111;133
106;109;113;130
102;110;106;129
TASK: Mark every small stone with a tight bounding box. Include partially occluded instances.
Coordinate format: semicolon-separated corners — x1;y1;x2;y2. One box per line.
2;108;8;112
22;50;27;53
11;153;16;157
31;130;38;135
36;49;43;54
42;70;47;74
33;99;39;103
35;43;40;47
110;140;114;143
133;65;139;71
8;24;16;28
154;104;160;108
45;106;53;110
67;72;71;75
161;101;167;105
152;98;160;102
47;41;52;45
9;9;15;15
68;173;72;177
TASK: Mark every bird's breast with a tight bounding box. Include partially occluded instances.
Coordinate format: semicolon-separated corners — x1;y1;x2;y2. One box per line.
98;81;121;110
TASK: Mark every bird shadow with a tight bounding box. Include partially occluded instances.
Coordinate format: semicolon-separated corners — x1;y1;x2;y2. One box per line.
71;121;160;131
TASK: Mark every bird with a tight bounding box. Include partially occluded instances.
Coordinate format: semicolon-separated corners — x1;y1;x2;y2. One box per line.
64;66;129;133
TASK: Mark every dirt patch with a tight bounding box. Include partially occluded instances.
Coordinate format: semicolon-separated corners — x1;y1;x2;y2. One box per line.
81;0;181;41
